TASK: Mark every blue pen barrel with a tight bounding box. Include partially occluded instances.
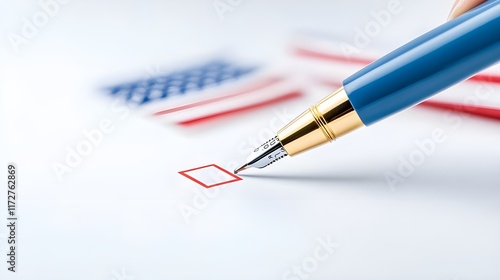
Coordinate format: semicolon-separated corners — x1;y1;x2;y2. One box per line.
343;0;500;126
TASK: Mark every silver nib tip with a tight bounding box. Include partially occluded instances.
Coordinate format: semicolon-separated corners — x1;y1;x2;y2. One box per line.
234;136;288;174
234;163;250;174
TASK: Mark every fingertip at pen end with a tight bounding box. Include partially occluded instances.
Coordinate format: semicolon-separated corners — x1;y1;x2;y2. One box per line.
447;0;487;21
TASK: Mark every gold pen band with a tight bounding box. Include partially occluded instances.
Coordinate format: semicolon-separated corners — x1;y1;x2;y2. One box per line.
277;87;364;156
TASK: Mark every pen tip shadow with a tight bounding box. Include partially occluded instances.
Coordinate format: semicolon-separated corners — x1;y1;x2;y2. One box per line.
239;173;383;183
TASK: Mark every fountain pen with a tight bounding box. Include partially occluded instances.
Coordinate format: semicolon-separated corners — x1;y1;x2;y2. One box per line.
235;0;500;174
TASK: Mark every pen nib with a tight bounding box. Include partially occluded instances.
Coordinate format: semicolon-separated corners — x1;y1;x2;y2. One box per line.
234;163;249;174
233;136;288;174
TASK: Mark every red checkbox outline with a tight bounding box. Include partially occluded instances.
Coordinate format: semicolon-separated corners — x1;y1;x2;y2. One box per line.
178;164;242;188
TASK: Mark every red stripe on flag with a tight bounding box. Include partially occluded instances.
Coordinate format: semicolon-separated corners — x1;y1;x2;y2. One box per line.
468;73;500;84
318;80;343;88
177;91;303;126
153;77;285;116
420;100;500;121
293;47;374;65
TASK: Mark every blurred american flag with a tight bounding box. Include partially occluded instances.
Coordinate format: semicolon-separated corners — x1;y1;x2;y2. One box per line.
106;35;500;126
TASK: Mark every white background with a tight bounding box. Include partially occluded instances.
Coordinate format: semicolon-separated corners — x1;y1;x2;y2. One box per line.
1;0;500;279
